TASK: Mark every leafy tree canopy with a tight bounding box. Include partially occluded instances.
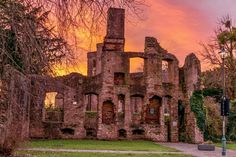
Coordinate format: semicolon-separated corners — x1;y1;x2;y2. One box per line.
201;16;236;99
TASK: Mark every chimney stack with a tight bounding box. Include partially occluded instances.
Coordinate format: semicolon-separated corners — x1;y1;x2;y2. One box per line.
103;8;125;51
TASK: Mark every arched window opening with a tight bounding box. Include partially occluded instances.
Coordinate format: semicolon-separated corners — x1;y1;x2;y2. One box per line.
102;100;115;125
85;93;98;112
118;129;127;138
130;95;143;113
86;128;97;138
145;96;162;124
118;94;125;113
162;60;169;83
163;96;172;116
92;60;96;76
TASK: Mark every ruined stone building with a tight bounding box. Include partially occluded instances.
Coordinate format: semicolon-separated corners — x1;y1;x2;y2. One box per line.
0;8;204;145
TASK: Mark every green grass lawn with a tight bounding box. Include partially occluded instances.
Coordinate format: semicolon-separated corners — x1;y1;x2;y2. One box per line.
16;151;192;157
216;143;236;150
21;140;177;152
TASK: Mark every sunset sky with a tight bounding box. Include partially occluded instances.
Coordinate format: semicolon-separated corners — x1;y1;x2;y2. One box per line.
55;0;236;76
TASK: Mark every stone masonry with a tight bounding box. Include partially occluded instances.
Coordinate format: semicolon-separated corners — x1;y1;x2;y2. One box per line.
0;8;204;144
0;65;31;150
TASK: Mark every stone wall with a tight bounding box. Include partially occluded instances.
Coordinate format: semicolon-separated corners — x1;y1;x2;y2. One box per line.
182;53;204;143
0;65;31;150
183;53;201;97
29;75;84;139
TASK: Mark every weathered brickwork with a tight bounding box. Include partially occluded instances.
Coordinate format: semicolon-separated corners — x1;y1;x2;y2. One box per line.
0;7;204;144
182;53;204;143
0;65;31;150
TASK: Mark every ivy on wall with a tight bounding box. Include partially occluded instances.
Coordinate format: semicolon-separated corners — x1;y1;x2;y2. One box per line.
190;88;223;141
190;90;206;135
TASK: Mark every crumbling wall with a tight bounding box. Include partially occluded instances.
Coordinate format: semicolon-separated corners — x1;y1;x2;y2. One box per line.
142;37;180;142
97;51;125;139
162;53;180;142
29;75;84;139
86;9;182;142
87;44;103;77
94;7;127;139
0;7;205;145
184;53;201;97
183;53;204;143
0;65;30;152
87;52;97;76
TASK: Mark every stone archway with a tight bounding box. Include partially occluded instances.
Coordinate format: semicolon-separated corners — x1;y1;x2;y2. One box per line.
145;96;162;124
132;128;145;139
118;129;127;138
102;100;114;125
86;128;97;138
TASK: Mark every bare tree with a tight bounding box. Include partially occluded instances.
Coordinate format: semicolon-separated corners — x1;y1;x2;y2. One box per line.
26;0;147;52
0;0;74;75
0;0;146;76
31;0;147;75
200;16;236;99
31;0;146;36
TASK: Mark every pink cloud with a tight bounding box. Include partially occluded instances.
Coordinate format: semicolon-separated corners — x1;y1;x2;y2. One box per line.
126;0;236;68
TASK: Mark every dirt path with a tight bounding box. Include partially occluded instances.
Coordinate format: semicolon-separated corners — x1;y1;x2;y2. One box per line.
159;143;236;157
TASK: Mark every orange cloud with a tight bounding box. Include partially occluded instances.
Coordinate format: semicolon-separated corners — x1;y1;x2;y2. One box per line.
125;0;212;67
55;0;234;76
